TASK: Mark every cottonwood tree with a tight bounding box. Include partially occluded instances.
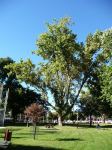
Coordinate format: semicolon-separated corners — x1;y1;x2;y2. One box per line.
24;103;44;139
86;29;112;122
6;18;112;126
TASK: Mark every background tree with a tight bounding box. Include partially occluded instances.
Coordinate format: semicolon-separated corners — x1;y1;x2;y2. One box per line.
8;85;43;122
24;103;44;140
79;91;99;126
80;66;112;124
85;67;109;123
6;18;112;126
86;31;112;120
0;57;44;122
0;57;14;83
100;65;112;103
98;100;112;123
47;111;58;123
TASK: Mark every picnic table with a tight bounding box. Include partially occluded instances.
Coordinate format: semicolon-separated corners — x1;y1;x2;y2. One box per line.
45;124;54;128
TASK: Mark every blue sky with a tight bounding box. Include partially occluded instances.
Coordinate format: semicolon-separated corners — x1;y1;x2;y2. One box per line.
0;0;112;64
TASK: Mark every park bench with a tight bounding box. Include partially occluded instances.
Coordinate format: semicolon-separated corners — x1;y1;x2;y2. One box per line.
0;129;12;149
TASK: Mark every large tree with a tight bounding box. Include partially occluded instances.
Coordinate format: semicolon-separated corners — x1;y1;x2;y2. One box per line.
6;18;112;126
99;29;112;101
86;29;112;121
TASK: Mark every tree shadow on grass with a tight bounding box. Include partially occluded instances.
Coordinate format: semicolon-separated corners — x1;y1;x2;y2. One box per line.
101;125;112;128
39;130;58;134
13;130;58;137
64;123;112;129
63;123;95;128
40;128;59;131
9;145;64;150
57;138;83;141
12;131;58;140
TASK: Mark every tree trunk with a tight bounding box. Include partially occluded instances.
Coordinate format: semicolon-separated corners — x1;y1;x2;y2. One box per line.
27;120;29;127
89;115;92;127
103;114;106;124
58;115;63;126
33;123;37;140
12;115;17;124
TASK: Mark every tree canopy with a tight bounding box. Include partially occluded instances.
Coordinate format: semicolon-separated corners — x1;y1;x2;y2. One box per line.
6;18;112;126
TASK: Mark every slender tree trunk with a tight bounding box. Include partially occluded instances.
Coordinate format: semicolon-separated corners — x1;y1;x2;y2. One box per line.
58;115;63;126
103;117;105;124
89;115;92;127
27;120;29;127
12;115;17;125
103;114;106;124
33;122;37;140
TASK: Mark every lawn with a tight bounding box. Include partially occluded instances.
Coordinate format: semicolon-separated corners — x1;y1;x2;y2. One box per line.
0;125;112;150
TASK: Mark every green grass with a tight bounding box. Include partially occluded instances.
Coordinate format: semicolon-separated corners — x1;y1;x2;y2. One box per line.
0;125;112;150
